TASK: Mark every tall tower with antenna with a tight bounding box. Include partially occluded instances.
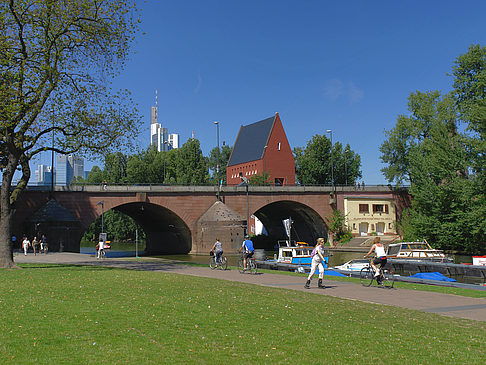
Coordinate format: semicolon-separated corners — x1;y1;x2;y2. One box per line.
150;89;176;152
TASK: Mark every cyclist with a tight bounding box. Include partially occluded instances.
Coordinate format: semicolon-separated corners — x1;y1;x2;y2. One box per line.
238;235;254;270
40;234;48;253
304;237;327;289
364;237;387;282
97;238;105;259
211;238;223;267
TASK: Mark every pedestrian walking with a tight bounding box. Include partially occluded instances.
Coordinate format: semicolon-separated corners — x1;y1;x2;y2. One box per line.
32;236;39;256
22;236;30;256
304;237;327;289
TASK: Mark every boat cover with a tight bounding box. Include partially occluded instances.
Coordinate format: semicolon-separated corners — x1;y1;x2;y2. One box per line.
410;272;456;282
323;269;346;277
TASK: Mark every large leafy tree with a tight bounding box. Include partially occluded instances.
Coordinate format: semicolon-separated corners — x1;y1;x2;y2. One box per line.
175;138;209;184
208;144;232;185
0;0;140;267
294;134;361;185
381;45;486;253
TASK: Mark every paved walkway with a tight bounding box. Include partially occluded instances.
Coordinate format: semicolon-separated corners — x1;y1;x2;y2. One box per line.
14;252;486;322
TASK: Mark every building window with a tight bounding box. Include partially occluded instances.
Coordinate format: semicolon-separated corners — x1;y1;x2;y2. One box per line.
353;223;356;230
373;204;385;213
277;142;281;151
359;204;369;213
389;223;393;229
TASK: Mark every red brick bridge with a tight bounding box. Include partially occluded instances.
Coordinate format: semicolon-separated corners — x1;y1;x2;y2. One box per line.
13;185;408;254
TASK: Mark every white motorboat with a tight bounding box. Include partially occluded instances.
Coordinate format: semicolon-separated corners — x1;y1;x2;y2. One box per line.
386;241;452;262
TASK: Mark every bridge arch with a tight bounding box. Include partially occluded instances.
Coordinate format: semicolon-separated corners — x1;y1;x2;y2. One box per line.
253;200;328;245
113;202;192;254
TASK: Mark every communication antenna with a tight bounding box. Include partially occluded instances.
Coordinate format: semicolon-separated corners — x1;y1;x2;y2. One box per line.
155;89;158;123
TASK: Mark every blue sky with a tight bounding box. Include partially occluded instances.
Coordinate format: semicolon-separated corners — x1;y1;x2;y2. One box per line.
41;1;486;184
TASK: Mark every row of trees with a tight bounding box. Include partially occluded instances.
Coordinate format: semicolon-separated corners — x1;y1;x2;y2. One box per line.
79;135;362;187
380;44;486;254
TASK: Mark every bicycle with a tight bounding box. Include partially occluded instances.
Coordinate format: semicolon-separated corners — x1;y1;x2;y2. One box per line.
238;254;257;274
97;249;106;259
360;259;394;288
209;253;227;270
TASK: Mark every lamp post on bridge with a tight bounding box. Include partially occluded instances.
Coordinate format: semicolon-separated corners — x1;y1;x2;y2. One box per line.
239;176;249;236
214;121;220;200
97;200;104;234
326;129;334;192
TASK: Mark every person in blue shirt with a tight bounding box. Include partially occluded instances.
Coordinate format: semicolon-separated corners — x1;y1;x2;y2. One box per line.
238;235;254;270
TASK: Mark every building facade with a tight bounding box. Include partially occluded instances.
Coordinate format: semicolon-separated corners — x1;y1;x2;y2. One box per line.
150;92;179;152
226;113;295;186
34;164;53;186
343;195;397;236
55;154;84;186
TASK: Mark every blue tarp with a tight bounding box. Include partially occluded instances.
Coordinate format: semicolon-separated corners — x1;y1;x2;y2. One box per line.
410;272;456;282
322;269;346;277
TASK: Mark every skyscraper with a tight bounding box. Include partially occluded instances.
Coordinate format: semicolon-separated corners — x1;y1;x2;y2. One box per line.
34;164;53;186
150;90;179;152
55;154;84;185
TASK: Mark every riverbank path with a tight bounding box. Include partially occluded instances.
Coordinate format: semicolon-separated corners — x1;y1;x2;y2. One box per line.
14;252;486;322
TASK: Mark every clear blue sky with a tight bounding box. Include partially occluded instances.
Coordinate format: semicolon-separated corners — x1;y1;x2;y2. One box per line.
44;1;486;184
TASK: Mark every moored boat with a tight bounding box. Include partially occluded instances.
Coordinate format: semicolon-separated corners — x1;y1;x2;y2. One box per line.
472;256;486;266
386;241;452;262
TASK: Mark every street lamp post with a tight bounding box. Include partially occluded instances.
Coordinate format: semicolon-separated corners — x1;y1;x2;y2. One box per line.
263;145;268;185
240;176;249;236
214;121;220;200
97;200;104;234
326;129;334;191
344;145;348;186
163;141;168;183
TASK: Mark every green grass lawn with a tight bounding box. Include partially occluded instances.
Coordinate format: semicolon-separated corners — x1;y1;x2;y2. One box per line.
0;264;484;364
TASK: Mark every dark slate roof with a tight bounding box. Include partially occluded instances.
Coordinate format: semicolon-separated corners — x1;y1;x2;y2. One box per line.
227;115;275;166
27;199;79;223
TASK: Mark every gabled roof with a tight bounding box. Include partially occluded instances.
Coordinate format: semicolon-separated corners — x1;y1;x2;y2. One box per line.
27;199;79;223
227;115;275;166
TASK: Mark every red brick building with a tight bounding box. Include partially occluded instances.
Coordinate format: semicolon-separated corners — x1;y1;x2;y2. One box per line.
226;113;295;186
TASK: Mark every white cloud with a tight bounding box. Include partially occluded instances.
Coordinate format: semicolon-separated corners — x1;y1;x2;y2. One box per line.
323;78;364;103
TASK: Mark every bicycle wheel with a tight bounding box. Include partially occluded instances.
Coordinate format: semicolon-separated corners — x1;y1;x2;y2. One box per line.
237;257;245;273
249;259;258;274
209;256;216;269
219;256;228;270
382;269;395;288
360;267;374;287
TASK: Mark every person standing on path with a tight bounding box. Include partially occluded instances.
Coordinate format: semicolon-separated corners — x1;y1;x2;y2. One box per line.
22;236;30;256
304;237;327;289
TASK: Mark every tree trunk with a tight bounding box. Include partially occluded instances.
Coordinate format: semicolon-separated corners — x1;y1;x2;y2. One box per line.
0;190;16;268
0;155;18;268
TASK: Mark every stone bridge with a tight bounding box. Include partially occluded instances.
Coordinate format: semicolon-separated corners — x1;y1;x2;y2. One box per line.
12;185;407;254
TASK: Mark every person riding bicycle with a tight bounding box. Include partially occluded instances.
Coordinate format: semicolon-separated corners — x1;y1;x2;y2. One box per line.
364;237;387;282
40;234;48;253
211;238;223;267
97;238;105;258
238;235;254;270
